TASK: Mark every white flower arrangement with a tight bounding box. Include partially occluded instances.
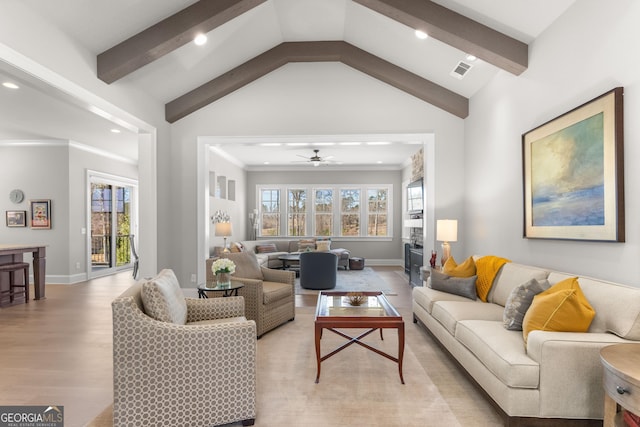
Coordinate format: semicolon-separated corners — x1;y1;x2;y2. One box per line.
211;258;236;274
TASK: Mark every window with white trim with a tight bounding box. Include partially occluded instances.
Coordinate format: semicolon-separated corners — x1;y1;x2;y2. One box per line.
367;188;388;236
287;188;307;236
260;188;280;236
257;184;392;238
314;189;333;236
340;189;360;236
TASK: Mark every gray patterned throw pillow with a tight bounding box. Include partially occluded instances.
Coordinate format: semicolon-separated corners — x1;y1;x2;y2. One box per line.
503;278;549;330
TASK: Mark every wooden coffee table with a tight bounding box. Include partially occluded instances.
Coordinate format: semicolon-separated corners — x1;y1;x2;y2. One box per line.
314;291;405;384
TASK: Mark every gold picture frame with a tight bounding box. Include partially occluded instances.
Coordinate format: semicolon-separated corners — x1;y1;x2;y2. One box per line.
522;87;624;241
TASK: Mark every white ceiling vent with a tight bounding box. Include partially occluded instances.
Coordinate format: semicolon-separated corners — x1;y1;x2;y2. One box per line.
450;61;473;79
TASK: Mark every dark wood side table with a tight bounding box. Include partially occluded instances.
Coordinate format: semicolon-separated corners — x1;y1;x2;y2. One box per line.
198;282;244;298
600;343;640;427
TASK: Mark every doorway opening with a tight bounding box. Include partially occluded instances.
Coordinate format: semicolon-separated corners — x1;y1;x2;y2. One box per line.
88;172;138;278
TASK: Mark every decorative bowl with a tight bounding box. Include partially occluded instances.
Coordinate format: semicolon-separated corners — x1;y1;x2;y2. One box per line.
346;292;366;306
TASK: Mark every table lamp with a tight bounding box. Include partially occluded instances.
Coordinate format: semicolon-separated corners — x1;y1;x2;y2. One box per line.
215;222;233;253
436;219;458;267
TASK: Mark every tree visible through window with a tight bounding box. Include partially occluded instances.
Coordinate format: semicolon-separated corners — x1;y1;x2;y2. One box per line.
340;189;360;236
260;189;280;236
288;189;306;236
367;188;388;236
257;184;391;238
314;189;333;236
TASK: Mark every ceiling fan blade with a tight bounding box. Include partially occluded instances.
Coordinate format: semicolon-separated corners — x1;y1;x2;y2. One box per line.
296;154;310;159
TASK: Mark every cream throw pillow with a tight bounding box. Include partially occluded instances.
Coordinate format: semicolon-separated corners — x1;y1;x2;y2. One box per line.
141;269;187;324
316;240;331;251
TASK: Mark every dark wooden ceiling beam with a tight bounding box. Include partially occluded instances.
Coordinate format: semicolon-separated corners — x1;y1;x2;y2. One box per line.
340;42;468;119
165;41;468;123
97;0;267;84
353;0;528;75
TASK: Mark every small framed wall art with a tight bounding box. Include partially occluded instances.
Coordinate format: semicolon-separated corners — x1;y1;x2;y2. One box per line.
6;210;27;227
522;87;624;241
30;199;52;229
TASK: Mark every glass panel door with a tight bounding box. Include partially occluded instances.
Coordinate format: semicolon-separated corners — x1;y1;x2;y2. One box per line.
90;180;135;276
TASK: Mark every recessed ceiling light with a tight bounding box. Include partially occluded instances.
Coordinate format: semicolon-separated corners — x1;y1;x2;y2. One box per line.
366;142;391;146
2;82;19;89
260;143;281;146
263;161;270;165
466;54;477;62
110;129;121;134
286;142;309;146
314;142;335;146
376;161;383;164
415;30;428;40
338;142;361;146
194;34;207;46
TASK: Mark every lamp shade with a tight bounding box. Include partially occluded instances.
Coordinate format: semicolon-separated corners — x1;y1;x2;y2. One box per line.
215;222;232;237
436;219;458;242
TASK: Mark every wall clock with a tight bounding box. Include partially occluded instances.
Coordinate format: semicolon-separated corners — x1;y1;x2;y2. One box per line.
9;189;25;204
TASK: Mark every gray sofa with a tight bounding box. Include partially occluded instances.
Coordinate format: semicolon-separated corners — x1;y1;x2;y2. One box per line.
213;239;350;270
412;259;640;425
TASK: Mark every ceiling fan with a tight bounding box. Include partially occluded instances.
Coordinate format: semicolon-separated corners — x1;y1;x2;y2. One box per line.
294;149;336;167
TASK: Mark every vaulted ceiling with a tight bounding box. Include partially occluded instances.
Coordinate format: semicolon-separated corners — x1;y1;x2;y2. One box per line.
96;0;529;122
2;0;576;166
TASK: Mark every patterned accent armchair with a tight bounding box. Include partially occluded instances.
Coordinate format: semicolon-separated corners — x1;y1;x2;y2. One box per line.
112;270;256;427
208;251;296;338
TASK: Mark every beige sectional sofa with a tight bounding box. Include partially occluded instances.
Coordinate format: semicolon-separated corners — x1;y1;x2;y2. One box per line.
212;239;350;270
412;259;640;425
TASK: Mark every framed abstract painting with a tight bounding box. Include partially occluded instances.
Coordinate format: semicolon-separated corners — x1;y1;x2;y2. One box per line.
522;87;624;241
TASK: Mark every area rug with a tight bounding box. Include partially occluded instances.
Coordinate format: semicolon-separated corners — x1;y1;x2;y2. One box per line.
295;267;397;296
89;307;465;427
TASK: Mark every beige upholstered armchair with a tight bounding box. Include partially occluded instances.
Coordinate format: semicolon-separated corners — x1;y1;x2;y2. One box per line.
207;251;295;338
112;269;256;427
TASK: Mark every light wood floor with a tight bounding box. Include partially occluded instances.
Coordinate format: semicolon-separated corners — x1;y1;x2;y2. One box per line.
0;266;499;427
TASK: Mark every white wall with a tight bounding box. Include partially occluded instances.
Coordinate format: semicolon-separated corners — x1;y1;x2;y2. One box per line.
171;62;465;285
0;144;69;279
69;144;138;281
0;142;137;283
209;150;247;255
0;3;167;279
464;0;640;286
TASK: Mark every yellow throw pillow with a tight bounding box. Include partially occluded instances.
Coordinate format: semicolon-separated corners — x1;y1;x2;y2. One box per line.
522;277;596;345
443;256;476;278
475;255;510;302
